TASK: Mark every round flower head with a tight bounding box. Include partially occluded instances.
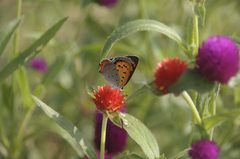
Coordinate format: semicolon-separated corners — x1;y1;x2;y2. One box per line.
94;109;127;155
188;139;220;159
154;58;187;94
195;36;239;84
92;85;127;113
85;151;112;159
95;0;119;8
29;58;47;72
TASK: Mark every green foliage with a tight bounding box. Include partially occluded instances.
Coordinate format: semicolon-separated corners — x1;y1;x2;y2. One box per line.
0;17;22;56
120;113;160;159
168;69;215;94
32;95;98;159
0;17;67;83
0;0;240;158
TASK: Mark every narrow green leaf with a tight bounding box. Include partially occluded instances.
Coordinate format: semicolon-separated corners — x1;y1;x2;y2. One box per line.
101;19;183;58
0;17;68;84
0;17;22;56
126;85;149;102
1;84;14;116
42;56;65;86
14;67;31;108
168;69;215;94
49;124;84;157
31;95;97;159
86;84;95;98
120;113;160;159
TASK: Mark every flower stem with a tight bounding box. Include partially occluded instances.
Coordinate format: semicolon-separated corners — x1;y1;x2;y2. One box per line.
192;8;199;57
100;112;108;159
181;91;201;125
209;91;216;140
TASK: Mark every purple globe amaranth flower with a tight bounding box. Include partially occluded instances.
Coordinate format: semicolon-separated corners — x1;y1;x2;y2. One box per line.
195;36;239;84
95;0;119;8
85;151;112;159
29;58;47;73
188;139;220;159
94;109;127;155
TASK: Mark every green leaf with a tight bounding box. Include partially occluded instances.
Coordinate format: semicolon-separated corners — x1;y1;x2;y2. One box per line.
119;113;160;159
107;112;122;128
31;95;97;159
196;93;208;118
0;17;22;56
192;124;209;141
101;19;184;58
1;84;14;116
0;17;68;84
86;84;95;98
172;148;190;159
42;56;65;86
228;73;240;88
14;67;31;108
168;69;215;94
115;151;146;159
147;81;163;96
203;109;240;130
158;154;164;159
49;124;84;157
117;154;146;159
202;115;227;130
195;0;206;26
126;85;149;102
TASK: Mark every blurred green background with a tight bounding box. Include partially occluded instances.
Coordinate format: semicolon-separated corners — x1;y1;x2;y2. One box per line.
0;0;240;158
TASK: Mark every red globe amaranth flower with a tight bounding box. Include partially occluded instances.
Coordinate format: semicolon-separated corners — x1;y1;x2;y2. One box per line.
92;85;127;113
29;58;47;72
95;0;119;8
188;139;220;159
85;151;112;159
195;36;239;84
94;109;127;155
154;58;187;94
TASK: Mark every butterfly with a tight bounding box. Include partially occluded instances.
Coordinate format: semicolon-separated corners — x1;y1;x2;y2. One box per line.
99;55;139;90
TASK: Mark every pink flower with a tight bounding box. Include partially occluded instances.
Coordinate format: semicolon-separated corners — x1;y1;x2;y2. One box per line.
195;36;239;84
188;139;220;159
29;58;47;72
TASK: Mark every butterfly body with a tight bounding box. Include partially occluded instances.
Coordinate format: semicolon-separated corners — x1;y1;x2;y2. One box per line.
99;55;139;90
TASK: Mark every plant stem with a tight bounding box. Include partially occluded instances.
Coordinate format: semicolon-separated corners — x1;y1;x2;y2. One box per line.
13;0;22;55
139;0;148;19
100;112;108;159
172;148;191;159
181;91;201;125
